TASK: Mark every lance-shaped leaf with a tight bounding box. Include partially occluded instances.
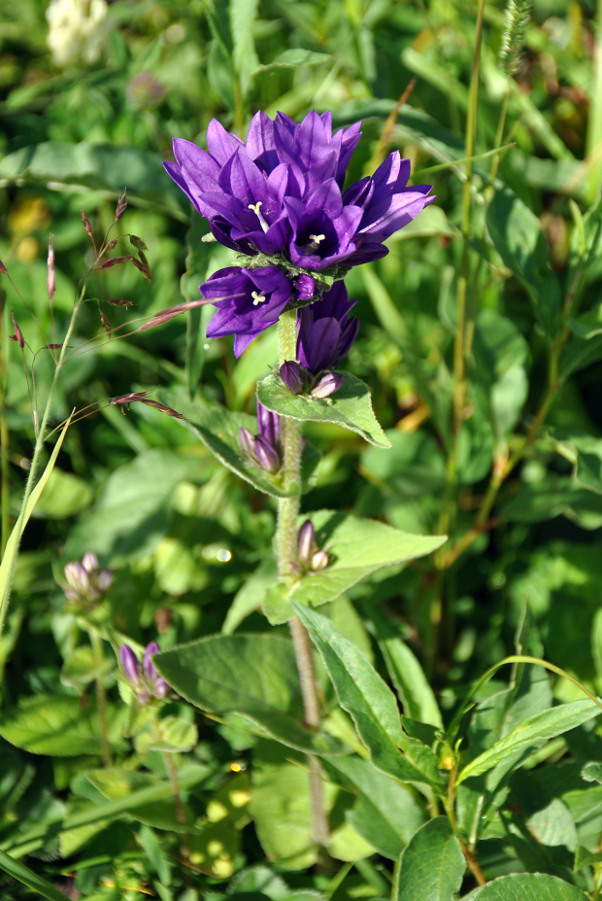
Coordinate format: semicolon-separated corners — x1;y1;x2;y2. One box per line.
294;604;445;788
153;633;336;755
257;371;391;448
394;818;464;901
457;698;602;785
265;510;446;624
158;391;319;498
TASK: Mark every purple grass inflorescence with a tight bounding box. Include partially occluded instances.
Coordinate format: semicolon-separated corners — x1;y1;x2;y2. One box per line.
164;110;434;356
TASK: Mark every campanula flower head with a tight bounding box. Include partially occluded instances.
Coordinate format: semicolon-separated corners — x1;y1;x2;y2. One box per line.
239;402;281;474
164;110;433;273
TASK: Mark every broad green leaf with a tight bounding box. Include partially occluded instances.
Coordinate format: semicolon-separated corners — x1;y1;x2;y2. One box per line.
323;755;426;859
394;817;464;901
256;371;391;448
250;741;372;869
60;646;114;688
86;768;191;831
222;558;278;634
64;449;191;562
294;604;444;787
370;609;443;729
462;873;590;900
0;694;124;757
0;142;187;220
154;634;335;754
30;468;93;519
265;510;445;623
134;715;198;754
230;0;260;96
158;391;319;498
457;699;602;784
486;186;561;336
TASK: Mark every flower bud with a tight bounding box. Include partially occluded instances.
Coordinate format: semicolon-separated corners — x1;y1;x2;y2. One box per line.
120;644;140;684
297;520;315;564
311;372;344;399
257;402;279;447
63;561;89;600
97;569;114;592
82;552;99;574
280;361;305;395
239;426;255;456
143;641;161;679
311;550;329;571
254;435;280;474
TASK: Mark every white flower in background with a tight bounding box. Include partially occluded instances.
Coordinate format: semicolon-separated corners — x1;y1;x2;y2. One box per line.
46;0;110;67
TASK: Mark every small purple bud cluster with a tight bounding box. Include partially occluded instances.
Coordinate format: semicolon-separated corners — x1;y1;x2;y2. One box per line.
164;110;434;355
279;281;357;398
296;520;329;574
120;641;170;703
239;402;281;474
63;552;113;606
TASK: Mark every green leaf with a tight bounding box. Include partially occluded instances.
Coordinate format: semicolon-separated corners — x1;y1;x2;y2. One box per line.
457;699;602;784
462;873;590;900
158;391;319;498
134;715;198;754
256;371;391;448
0;694;124;757
323;755;426;860
64;449;191;562
394;817;464;901
222;558;278;634
30;468;94;519
265;510;446;624
86;768;191;831
471;309;529;439
486;186;562;336
60;646;114;688
230;0;260;95
294;604;444;787
0;848;72;901
0;142;187;220
154;634;335;754
370;609;443;729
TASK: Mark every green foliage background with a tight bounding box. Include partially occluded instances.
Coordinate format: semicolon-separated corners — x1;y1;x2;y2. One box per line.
2;0;602;898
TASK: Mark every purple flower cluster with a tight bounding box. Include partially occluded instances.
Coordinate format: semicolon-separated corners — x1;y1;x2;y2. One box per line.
164;110;433;355
120;641;170;704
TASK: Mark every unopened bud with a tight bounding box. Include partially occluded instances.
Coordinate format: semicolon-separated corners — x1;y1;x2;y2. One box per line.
64;561;89;599
297;520;315;564
143;641;160;679
114;188;127;221
257;402;279;447
254;435;280;474
11;312;24;350
311;550;329;571
82;552;99;574
311;372;344;399
120;644;140;684
294;273;316;301
280;361;305;395
97;569;114;592
239;426;255;456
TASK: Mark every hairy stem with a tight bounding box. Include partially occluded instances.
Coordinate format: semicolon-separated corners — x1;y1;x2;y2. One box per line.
277;310;328;848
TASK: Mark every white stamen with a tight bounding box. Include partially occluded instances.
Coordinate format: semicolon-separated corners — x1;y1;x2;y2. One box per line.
248;201;269;233
309;233;325;246
251;291;267;306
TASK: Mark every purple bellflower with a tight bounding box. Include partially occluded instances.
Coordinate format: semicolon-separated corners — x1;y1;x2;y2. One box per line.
239;402;281;474
120;641;170;704
164;110;433;352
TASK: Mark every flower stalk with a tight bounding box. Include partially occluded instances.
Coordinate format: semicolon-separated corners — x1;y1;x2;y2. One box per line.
277;310;328;849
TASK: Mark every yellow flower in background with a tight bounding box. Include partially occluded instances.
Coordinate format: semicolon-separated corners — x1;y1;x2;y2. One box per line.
45;0;110;67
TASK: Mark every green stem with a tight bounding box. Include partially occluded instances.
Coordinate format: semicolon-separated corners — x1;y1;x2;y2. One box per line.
0;278;87;637
0;290;9;558
89;629;111;767
276;310;328;849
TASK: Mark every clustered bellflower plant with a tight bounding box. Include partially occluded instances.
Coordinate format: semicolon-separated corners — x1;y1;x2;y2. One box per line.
156;109;440;851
